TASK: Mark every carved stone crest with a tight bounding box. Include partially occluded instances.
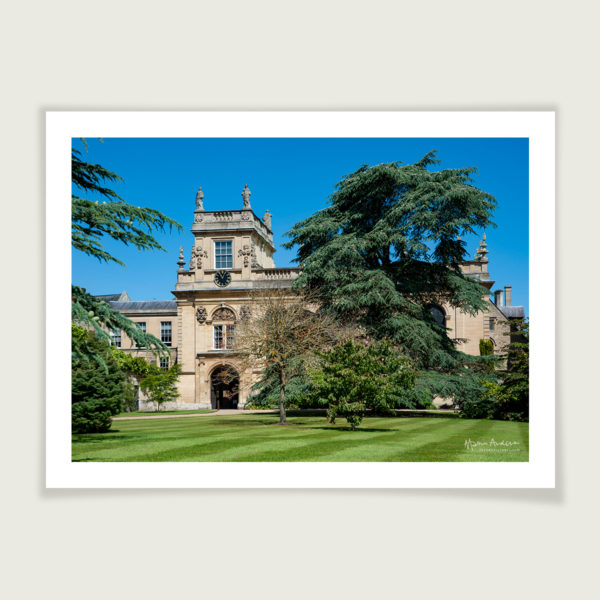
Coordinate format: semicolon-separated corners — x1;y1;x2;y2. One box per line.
238;243;257;268
240;305;251;321
238;244;255;267
189;246;208;270
251;243;260;268
196;306;207;323
194;213;204;223
212;307;236;321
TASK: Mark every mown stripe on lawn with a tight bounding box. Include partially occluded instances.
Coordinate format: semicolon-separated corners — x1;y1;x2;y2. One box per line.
71;416;529;462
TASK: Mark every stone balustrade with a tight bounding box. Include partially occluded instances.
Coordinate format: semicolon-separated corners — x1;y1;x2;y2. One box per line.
253;268;301;280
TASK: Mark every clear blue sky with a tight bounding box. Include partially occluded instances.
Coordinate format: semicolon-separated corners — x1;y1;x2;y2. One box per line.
72;137;529;315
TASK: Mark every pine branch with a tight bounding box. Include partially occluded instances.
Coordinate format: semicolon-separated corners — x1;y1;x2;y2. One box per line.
72;286;169;361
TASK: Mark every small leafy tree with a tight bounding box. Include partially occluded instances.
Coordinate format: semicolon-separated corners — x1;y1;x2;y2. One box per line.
72;325;131;432
309;339;417;429
140;364;182;411
234;288;334;424
111;349;156;411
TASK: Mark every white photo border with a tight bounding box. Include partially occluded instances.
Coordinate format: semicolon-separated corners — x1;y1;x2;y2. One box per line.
47;111;554;488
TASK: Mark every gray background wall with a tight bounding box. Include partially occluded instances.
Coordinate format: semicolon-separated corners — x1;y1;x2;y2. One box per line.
2;1;595;598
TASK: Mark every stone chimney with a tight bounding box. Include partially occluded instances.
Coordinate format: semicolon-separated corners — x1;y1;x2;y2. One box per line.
504;285;512;307
494;290;504;306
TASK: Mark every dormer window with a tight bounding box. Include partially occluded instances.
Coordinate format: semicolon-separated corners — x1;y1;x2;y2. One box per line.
215;240;233;269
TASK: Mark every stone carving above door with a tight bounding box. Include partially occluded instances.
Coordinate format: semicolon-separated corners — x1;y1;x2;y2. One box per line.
212;307;236;321
196;306;208;324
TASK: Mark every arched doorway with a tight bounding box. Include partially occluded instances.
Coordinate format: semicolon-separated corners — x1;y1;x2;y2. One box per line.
210;365;239;409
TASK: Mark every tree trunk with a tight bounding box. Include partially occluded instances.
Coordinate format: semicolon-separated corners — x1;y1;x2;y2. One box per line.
279;375;287;425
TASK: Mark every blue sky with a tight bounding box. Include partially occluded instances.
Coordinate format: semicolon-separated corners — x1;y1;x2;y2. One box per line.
72;137;529;315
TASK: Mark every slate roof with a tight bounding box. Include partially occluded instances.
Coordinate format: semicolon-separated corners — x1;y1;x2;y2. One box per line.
498;306;525;319
108;300;177;312
96;293;126;302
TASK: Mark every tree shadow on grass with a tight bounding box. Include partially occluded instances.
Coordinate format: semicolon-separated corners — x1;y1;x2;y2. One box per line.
71;434;139;444
306;426;394;433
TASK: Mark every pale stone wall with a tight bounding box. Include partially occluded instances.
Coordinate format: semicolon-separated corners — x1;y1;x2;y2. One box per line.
443;298;512;357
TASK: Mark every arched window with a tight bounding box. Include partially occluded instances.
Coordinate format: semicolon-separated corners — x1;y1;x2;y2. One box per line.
428;305;446;328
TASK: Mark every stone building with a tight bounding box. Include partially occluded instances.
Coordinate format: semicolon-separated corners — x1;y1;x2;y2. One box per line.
105;185;524;410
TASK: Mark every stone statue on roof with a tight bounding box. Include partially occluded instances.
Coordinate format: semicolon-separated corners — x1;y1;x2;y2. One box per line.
263;209;272;229
195;186;204;211
242;184;251;209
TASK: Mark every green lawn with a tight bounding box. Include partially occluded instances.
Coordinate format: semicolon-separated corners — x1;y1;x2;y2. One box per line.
72;414;528;462
114;409;216;418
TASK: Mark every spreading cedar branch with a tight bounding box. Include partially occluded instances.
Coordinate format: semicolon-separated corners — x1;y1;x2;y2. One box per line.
72;147;181;266
72;286;171;362
71;141;182;364
284;152;497;372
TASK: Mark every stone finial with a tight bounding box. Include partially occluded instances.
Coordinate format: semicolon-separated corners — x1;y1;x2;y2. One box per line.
242;184;251;208
476;232;489;263
263;209;272;229
177;246;186;270
195;186;204;211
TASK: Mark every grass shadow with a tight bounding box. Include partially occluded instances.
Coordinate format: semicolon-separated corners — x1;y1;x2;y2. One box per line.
307;426;394;433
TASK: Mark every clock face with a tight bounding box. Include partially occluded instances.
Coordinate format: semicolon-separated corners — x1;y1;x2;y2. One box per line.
214;270;232;287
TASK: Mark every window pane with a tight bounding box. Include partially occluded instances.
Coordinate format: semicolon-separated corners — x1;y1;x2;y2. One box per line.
159;357;169;369
214;325;223;349
160;321;172;346
215;241;232;269
110;328;121;348
136;322;146;348
226;324;236;349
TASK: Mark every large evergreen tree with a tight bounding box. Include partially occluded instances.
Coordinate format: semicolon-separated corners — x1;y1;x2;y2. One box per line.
71;142;182;364
284;152;497;402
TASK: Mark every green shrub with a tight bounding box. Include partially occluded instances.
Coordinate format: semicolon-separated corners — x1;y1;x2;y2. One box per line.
459;380;500;419
72;328;128;433
463;320;529;422
308;339;417;429
479;338;494;356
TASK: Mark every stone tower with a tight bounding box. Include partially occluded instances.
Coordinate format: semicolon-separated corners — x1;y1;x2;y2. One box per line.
171;185;299;408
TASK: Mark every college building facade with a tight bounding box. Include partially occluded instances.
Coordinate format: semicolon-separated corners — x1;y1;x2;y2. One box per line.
103;185;524;410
